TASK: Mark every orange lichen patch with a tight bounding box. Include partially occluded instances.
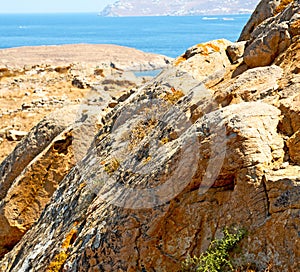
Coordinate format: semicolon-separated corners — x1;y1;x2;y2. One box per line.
274;0;293;14
174;56;186;66
100;160;106;165
290;19;300;36
207;43;221;53
162;87;184;104
195;42;221;56
78;182;86;190
62;228;78;249
142;156;152;164
291;19;300;29
216;39;226;45
46;251;69;272
160;137;170;145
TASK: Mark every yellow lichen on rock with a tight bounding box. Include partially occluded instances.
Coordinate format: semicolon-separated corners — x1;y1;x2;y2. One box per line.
62;228;78;249
46;251;69;272
174;56;186;66
274;0;294;14
196;42;221;55
162;87;184;104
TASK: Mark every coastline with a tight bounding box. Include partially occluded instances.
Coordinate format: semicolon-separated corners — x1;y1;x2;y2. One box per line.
0;43;172;162
0;43;172;71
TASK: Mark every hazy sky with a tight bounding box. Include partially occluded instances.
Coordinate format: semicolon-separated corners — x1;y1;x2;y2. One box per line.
0;0;116;13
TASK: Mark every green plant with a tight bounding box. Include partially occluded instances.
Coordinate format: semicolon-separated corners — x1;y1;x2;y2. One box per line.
181;227;246;272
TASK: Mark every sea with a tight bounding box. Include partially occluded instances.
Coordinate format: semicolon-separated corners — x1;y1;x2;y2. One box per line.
0;13;250;58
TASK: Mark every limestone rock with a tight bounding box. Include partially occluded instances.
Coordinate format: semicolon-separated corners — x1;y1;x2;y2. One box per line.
0;109;77;201
0;1;300;271
287;130;300;164
0;128;75;258
226;41;246;64
6;129;28;141
174;39;232;87
214;65;283;106
279;93;300;136
0;98;287;271
243;1;300;68
265;166;300;214
238;0;285;41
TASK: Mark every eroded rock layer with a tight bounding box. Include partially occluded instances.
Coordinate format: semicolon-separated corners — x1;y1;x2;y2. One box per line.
0;1;299;271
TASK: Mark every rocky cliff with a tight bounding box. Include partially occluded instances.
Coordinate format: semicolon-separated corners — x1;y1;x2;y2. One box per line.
0;0;299;271
99;0;259;17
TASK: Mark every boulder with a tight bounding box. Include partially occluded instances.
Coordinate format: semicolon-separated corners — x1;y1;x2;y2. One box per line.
226;41;247;64
174;39;232;87
243;1;300;68
0;87;289;271
0;107;78;201
0;128;75;258
238;0;287;41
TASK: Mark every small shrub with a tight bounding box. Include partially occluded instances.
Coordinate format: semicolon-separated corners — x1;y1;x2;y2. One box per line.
181;227;246;272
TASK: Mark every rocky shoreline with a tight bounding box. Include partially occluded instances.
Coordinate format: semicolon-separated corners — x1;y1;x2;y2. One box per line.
0;0;299;271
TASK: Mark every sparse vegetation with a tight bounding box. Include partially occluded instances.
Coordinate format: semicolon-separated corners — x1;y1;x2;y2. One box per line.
181;227;246;272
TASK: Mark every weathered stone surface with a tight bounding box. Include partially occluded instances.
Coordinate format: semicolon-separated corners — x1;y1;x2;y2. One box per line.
279;93;300;136
265;166;300;213
0;108;77;201
226;41;247;64
243;1;300;68
287;130;300;164
238;0;287;41
0;98;286;271
6;129;28;141
214;65;283;106
0;128;75;258
0;60;159;163
0;1;299;271
174;39;232;87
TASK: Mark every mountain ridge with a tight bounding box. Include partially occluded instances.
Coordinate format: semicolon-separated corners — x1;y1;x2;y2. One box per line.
99;0;260;16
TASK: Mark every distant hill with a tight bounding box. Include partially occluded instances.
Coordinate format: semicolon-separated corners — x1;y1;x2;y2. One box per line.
99;0;260;16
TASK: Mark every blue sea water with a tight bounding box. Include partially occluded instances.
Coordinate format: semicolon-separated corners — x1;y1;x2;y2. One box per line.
0;13;250;58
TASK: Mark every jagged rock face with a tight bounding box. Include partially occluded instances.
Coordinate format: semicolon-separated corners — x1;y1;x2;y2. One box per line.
240;0;299;68
238;0;282;41
0;1;300;271
0;46;171;259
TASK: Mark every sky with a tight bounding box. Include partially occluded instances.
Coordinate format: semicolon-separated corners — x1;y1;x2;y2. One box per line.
0;0;116;13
